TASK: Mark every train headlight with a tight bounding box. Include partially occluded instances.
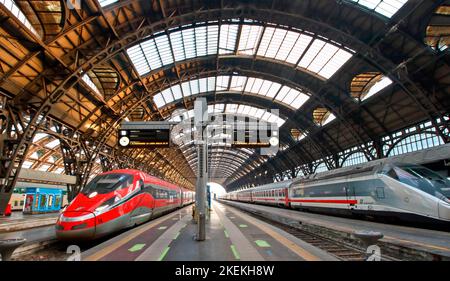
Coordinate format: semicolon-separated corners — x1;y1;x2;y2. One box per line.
94;205;109;213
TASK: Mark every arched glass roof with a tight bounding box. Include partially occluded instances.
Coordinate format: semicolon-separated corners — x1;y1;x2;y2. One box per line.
349;0;408;18
127;19;355;79
99;0;118;7
1;0;39;36
169;103;286;127
153;75;310;110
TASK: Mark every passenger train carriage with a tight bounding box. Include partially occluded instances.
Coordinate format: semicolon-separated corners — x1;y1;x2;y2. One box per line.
221;162;450;226
56;169;194;240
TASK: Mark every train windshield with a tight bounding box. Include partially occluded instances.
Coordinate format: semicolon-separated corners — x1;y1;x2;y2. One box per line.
81;173;134;195
389;164;450;200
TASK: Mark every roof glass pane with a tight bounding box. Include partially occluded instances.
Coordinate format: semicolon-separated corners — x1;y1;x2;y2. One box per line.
322;112;336;126
161;88;174;104
349;0;408;18
363;76;393;100
45;139;60;149
1;0;39;36
237;25;263;55
154;36;174;66
154;93;165;108
219;24;238;54
181;81;192;97
298;39;353;79
128;21;353;80
98;0;119;7
230;76;247;91
216;76;230;91
82;74;101;94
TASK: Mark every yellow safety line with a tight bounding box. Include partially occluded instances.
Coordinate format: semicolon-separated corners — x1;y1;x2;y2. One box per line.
226;205;321;261
383;235;450;252
84;211;180;261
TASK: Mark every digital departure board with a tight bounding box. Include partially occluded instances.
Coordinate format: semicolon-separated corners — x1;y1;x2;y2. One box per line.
118;122;173;148
230;123;279;149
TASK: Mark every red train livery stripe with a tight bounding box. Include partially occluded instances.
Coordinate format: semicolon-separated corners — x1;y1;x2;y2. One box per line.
289;199;357;204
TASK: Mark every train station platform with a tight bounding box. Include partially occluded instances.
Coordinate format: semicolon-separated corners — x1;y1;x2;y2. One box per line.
220;200;450;261
82;201;337;261
0;212;58;233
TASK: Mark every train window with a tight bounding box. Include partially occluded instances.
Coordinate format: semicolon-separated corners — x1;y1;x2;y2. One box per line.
14;201;18;207
20;200;24;206
386;169;399;180
48;195;53;207
82;173;133;195
55;196;61;207
376;187;385;199
40;195;47;209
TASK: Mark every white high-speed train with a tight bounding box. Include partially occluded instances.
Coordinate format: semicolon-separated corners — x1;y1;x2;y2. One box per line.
220;161;450;226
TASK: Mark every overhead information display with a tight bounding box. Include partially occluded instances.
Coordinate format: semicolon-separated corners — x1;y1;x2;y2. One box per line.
231;123;278;149
118;122;173;148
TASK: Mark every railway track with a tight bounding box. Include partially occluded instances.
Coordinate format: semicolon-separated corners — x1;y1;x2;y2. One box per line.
231;205;397;261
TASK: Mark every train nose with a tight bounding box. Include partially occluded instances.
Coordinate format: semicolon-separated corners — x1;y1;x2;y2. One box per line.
438;201;450;221
55;211;97;240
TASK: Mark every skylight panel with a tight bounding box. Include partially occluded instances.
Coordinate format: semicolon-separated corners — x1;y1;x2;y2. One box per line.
298;39;352;79
275;30;299;61
363;76;393;100
322;113;336;126
82;74;100;94
1;0;39;36
181;81;192;97
245;78;262;94
38;165;50;172
290;91;310;109
237;25;264;55
182;28;196;59
170;31;185;61
140;38;162;70
172;85;183;100
216;76;230;91
207;25;219;55
45;139;60;149
33;133;48;142
219;24;238;54
161;88;174;104
349;0;408;18
298;39;327;70
127;45;150;75
154;36;174;66
275;86;290;102
23;161;33;169
154;93;165;108
189;79;200;95
225;104;238;113
318;49;353;79
195;25;207;57
99;0;119;7
230;76;247;91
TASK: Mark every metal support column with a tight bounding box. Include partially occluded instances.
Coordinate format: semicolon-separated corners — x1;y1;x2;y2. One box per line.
194;98;208;241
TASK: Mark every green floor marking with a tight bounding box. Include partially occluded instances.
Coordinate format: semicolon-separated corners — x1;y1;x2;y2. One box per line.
128;243;146;252
173;232;180;240
239;224;248;228
224;229;229;238
158;226;167;230
158;247;170;261
230;245;240;260
255;240;271;248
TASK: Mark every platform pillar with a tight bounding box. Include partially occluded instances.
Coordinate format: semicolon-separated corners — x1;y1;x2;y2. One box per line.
194;98;208;241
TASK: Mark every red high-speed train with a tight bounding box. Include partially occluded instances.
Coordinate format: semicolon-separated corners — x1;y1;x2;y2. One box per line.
55;169;194;240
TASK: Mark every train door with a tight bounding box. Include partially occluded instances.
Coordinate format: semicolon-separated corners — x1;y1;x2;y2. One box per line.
345;186;357;210
284;188;289;207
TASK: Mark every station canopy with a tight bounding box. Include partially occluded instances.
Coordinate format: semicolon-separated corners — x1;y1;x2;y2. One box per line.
0;0;448;191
